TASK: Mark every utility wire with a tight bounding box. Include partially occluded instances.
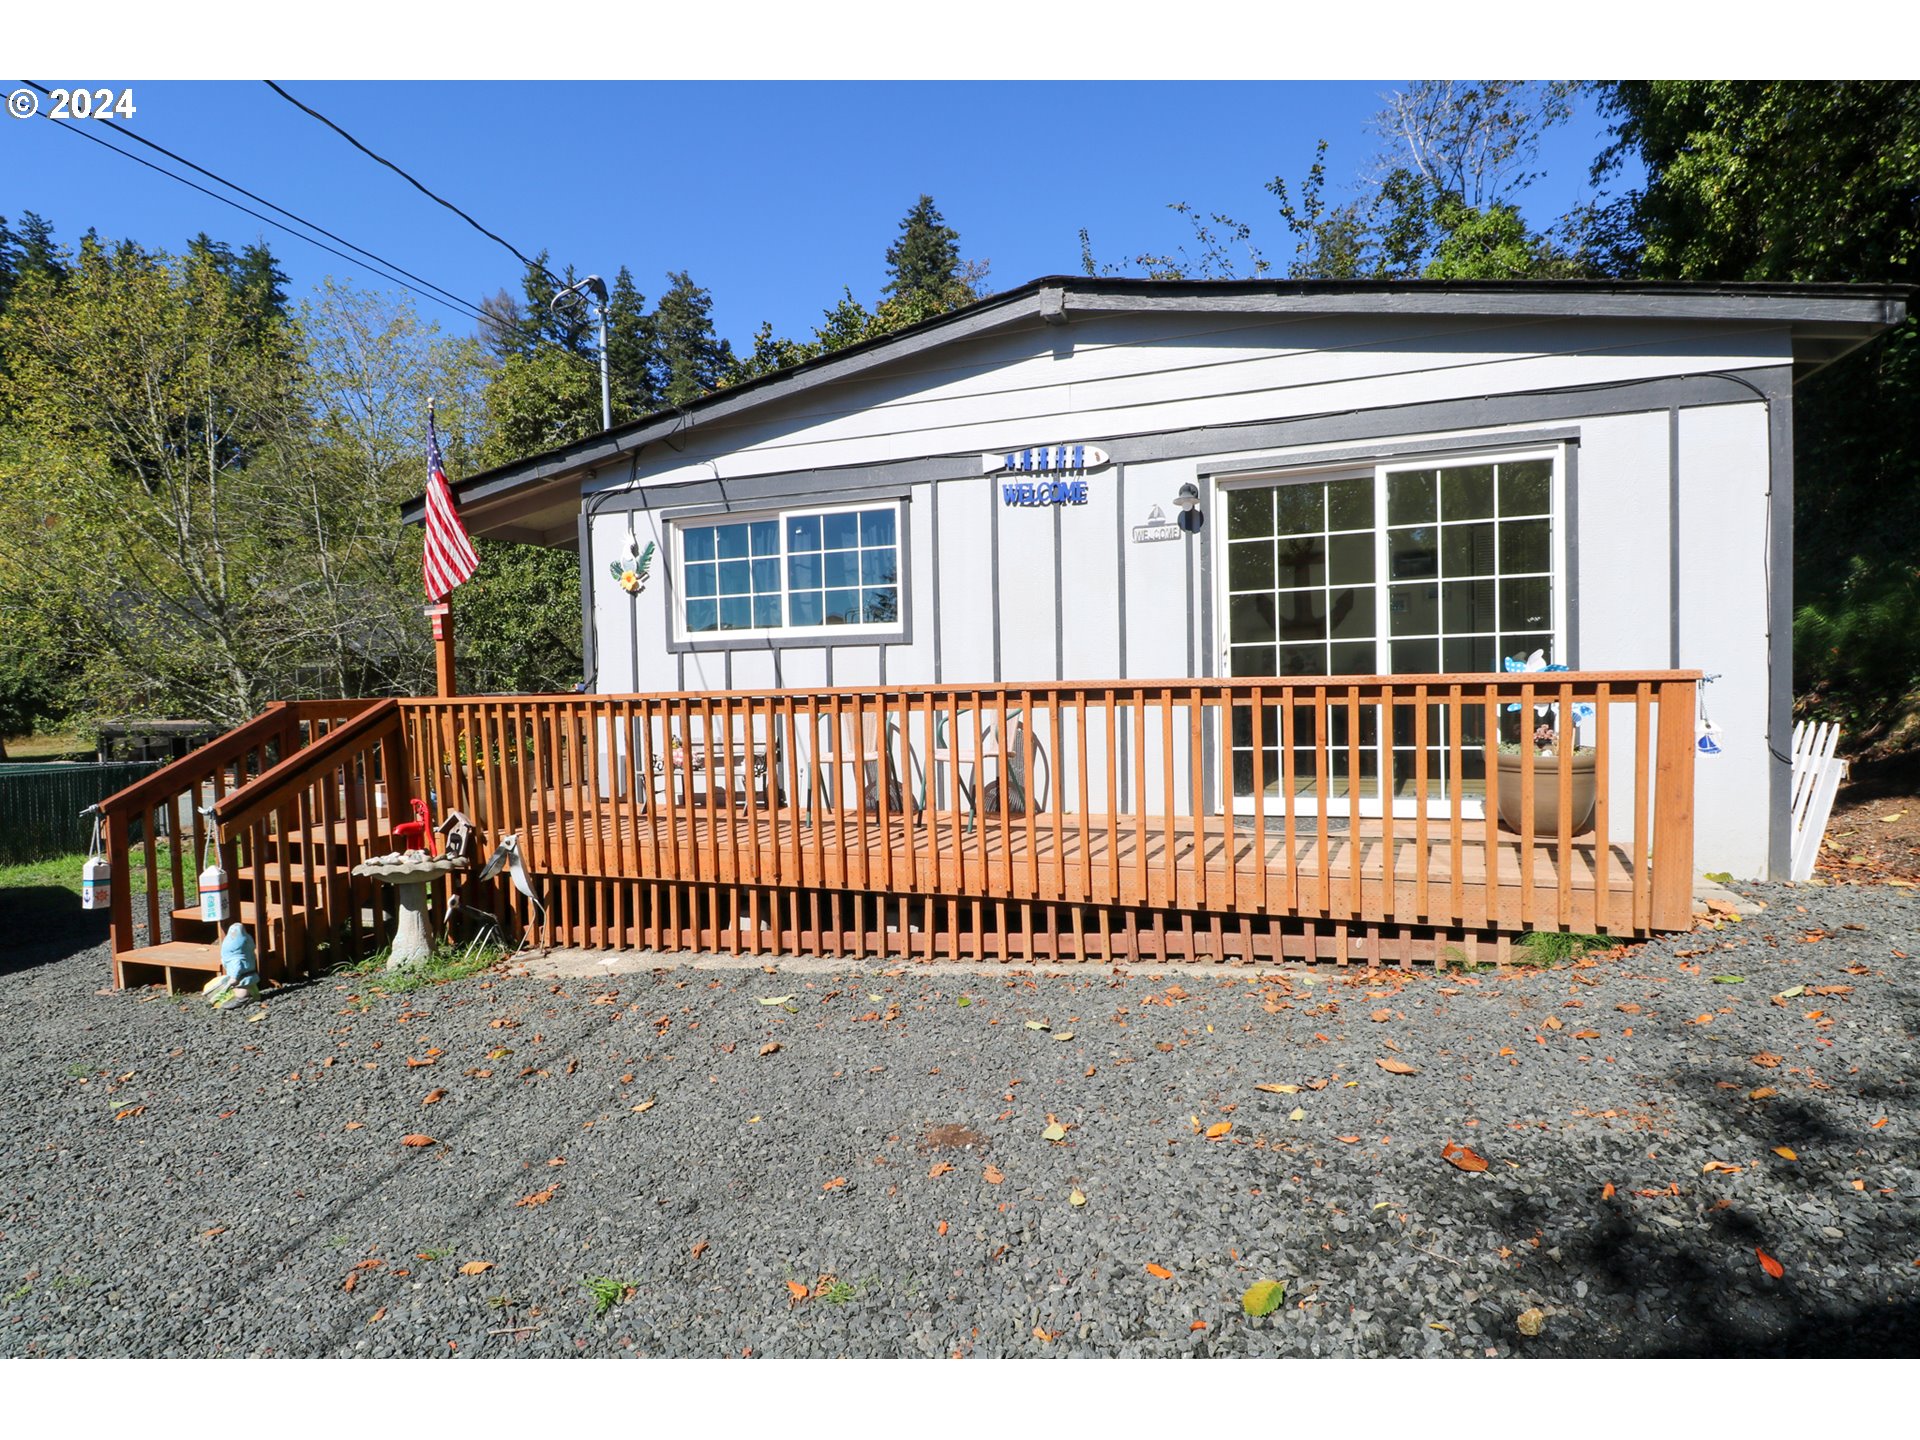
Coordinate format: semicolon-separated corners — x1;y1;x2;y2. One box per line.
26;105;494;327
264;80;562;289
19;79;489;321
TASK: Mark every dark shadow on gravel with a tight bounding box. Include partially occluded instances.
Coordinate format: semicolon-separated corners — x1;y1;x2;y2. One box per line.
0;887;111;977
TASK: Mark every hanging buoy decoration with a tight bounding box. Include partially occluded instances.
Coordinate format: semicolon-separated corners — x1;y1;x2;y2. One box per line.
80;810;111;912
199;829;230;924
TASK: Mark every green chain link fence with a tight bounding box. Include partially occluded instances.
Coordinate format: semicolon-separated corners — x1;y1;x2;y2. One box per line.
0;762;159;865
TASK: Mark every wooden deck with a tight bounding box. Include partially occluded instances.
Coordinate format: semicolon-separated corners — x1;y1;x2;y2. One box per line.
520;798;1645;935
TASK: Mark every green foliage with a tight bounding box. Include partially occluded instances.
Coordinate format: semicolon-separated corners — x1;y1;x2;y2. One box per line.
583;1275;630;1316
1596;82;1920;746
1514;931;1613;965
341;935;508;994
650;270;735;408
474;347;601;470
0;841;180;896
456;538;585;695
883;194;963;305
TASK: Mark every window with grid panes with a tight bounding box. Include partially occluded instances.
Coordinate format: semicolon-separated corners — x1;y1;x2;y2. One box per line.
1224;454;1558;810
677;502;901;639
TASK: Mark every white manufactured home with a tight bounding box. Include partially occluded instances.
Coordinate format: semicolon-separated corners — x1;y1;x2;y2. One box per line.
378;278;1905;966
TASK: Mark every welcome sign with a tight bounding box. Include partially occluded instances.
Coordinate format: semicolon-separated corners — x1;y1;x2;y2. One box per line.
986;444;1111;508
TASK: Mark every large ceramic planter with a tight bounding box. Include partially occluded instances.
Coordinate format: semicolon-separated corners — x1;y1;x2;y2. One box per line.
1495;748;1597;836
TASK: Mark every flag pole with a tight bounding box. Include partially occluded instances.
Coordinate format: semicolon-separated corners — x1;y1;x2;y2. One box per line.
425;395;457;697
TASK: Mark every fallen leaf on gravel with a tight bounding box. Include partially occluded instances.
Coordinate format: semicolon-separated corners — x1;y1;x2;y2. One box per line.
1442;1141;1489;1172
937;1220;949;1234
1054;1031;1074;1042
1881;812;1905;822
1205;1121;1232;1140
342;1272;358;1292
1601;1182;1615;1200
1033;1326;1059;1343
1069;1190;1086;1207
1756;1248;1785;1279
1255;1084;1299;1094
821;1177;847;1191
1544;1016;1563;1031
1773;1146;1798;1161
1370;1009;1392;1023
202;1225;227;1239
547;1157;566;1167
759;1042;782;1057
1145;1263;1173;1280
1573;1030;1600;1040
956;996;972;1007
1852;1179;1867;1191
757;995;795;1006
1750;1053;1782;1068
1516;1307;1546;1337
786;1280;808;1302
1748;1087;1777;1100
1024;1020;1049;1031
1289;1108;1306;1121
1303;1079;1327;1091
514;1185;558;1208
405;1057;435;1068
690;1241;709;1261
631;1098;656;1113
1711;975;1746;984
400;1134;435;1147
1376;1058;1418;1075
1702;1161;1743;1174
368;1307;386;1324
113;1106;145;1121
343;1121;364;1131
422;1089;446;1105
1043;1122;1069;1143
1242;1279;1286;1316
1872;1117;1889;1129
1336;1135;1362;1145
984;1164;1005;1185
1498;1047;1515;1057
928;1161;953;1177
1685;1013;1715;1026
458;1261;493;1275
1616;1003;1642;1014
1189;1320;1208;1331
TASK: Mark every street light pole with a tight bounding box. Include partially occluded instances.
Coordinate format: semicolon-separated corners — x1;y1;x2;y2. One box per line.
552;274;613;432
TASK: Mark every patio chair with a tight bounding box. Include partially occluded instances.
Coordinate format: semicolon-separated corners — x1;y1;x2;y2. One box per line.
797;706;921;817
930;706;1049;825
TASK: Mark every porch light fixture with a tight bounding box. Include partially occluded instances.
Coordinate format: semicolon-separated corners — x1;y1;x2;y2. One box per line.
1175;481;1204;533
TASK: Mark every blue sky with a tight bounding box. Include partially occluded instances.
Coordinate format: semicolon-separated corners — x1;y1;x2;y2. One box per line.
2;80;1631;351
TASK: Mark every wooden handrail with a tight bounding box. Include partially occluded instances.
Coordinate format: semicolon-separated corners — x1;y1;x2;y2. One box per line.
215;698;402;838
96;702;291;819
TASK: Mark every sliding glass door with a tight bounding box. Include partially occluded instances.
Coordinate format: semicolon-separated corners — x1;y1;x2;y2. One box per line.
1222;450;1562;817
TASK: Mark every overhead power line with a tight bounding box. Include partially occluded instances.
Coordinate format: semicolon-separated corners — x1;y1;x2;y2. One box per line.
19;79;489;321
264;81;562;288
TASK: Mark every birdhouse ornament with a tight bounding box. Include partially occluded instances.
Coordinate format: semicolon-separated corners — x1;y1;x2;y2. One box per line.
80;813;110;912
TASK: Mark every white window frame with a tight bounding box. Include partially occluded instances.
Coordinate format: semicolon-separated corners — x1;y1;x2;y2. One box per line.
670;497;907;645
1211;443;1570;819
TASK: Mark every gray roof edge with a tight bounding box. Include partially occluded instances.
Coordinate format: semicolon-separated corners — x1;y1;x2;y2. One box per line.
406;275;1910;525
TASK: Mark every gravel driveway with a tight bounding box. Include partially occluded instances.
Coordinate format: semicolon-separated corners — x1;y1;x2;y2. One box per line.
2;880;1914;1358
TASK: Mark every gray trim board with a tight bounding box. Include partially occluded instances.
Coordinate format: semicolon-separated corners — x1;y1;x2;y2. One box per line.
930;477;943;684
409;280;1904;526
576;507;596;690
1761;367;1796;880
1197;425;1583;479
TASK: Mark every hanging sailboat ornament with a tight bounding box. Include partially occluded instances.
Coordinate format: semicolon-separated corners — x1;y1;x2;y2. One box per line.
609;538;656;595
1696;672;1724;755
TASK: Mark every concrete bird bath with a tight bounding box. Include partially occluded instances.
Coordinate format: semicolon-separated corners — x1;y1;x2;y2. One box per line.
351;852;471;968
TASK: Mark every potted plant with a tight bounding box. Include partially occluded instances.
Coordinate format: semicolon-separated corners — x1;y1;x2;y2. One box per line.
1493;653;1596;837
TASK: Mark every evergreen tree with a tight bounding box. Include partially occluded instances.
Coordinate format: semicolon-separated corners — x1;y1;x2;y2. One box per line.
604;266;655;423
649;270;735;407
513;251;597;357
883;194;963;305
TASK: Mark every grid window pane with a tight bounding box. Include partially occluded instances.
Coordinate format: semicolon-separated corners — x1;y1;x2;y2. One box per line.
1275;589;1326;642
1230;594;1277;645
1501;459;1551;515
1440;465;1495;521
1327;533;1374;585
682;504;901;637
1275;483;1324;535
1228;540;1276;591
1441;522;1496;578
1276;537;1326;589
1500;518;1551;574
1326;478;1373;530
1227;487;1274;538
1328;586;1375;640
1389;527;1439;580
1387;469;1436;525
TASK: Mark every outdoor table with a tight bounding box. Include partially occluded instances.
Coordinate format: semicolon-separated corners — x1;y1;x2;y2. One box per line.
350;852;470;968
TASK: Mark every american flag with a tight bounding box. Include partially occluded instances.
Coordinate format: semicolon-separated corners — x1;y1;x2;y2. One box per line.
422;403;479;601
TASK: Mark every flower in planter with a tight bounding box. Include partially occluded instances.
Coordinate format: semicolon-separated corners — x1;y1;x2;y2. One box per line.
609;540;657;596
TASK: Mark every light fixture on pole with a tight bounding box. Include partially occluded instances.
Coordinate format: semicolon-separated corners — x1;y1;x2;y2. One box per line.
550;274;612;432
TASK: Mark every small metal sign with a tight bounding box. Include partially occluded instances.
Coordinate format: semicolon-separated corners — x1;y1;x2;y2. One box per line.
983;444;1111;475
1130;503;1180;543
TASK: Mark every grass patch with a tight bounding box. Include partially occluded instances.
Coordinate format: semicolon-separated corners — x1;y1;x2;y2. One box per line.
417;1247;454;1261
1514;930;1615;966
338;938;508;995
583;1276;632;1316
1;842;186;897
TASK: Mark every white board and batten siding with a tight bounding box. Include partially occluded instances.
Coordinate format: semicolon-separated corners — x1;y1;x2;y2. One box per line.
585;308;1794;879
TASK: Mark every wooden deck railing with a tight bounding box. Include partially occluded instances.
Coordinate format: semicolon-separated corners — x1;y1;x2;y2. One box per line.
400;671;1698;960
95;697;394;984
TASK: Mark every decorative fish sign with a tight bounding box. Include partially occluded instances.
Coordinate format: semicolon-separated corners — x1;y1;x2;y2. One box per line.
982;445;1110;475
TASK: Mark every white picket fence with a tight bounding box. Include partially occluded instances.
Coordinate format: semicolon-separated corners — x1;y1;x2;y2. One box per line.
1789;719;1849;882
